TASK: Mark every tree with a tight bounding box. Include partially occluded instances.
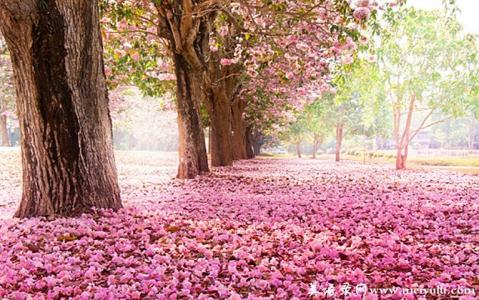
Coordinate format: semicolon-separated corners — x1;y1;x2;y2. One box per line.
103;0;212;178
430;114;479;149
372;8;479;169
102;0;376;173
0;0;121;218
301;101;334;159
280;114;308;158
332;54;393;160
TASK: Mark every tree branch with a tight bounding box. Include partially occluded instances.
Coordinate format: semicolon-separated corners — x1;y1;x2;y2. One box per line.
409;118;450;142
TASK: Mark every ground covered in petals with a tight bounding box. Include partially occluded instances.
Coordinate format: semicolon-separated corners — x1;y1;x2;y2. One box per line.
0;150;478;299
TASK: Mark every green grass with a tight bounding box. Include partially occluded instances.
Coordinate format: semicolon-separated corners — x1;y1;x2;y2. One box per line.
336;154;479;167
408;156;479;167
257;152;479;174
313;154;479;175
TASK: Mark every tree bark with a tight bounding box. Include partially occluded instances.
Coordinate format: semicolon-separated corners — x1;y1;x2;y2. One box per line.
395;96;415;170
395;144;408;170
296;143;302;158
245;125;255;159
0;114;9;146
335;122;344;162
174;54;209;179
208;126;212;154
152;1;213;178
231;98;248;160
253;143;261;156
205;87;233;167
0;0;121;218
252;129;264;156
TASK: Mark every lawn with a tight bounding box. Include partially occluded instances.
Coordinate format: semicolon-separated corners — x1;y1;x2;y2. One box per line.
309;154;479;175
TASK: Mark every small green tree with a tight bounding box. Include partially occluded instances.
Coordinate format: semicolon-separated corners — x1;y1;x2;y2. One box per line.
280;117;308;158
302;101;334;159
368;8;479;169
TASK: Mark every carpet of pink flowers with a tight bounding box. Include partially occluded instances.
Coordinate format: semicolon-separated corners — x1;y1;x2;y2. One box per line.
0;150;478;299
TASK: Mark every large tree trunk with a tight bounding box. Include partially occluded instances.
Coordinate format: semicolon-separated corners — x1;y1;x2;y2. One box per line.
0;0;121;218
151;1;211;178
205;88;233;167
0;114;9;146
335;122;344;162
174;54;209;179
231;98;248;160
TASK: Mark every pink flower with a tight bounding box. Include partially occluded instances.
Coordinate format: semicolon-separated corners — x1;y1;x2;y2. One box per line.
220;58;235;66
219;25;229;37
342;55;354;65
131;52;140;62
229;292;242;300
355;0;370;7
254;279;270;290
353;7;371;20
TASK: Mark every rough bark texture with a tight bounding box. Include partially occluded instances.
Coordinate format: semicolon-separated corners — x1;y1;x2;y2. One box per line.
335;122;344;162
0;0;121;218
203;50;244;166
245;126;255;159
0;115;9;146
155;2;246;171
231;98;248;160
205;87;233;167
252;130;264;156
153;2;214;178
174;54;209;178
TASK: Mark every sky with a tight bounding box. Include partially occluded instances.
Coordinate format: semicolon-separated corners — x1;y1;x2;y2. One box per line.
407;0;479;34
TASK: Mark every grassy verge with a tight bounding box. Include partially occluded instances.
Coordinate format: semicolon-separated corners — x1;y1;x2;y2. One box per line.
335;154;479;175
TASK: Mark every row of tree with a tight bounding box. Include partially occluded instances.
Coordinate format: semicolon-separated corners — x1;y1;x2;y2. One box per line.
0;0;375;218
281;6;479;169
100;0;376;177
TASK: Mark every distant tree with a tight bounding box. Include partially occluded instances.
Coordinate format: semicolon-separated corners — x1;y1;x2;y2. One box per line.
366;8;479;169
302;101;334;159
431;114;479;149
280;116;307;158
101;0;376;174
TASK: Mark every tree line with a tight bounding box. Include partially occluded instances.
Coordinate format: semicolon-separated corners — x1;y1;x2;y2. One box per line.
280;6;479;169
0;0;375;218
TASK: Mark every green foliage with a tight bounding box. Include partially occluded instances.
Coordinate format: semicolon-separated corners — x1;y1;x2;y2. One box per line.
101;2;175;98
375;8;479;117
280;117;307;145
301;99;334;143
